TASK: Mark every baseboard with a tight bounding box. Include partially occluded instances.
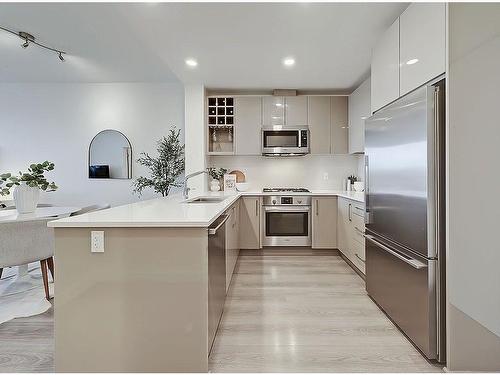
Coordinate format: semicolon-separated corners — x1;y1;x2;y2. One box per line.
339;252;366;281
240;247;340;256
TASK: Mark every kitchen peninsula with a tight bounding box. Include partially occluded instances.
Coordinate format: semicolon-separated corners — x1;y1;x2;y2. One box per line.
49;190;364;372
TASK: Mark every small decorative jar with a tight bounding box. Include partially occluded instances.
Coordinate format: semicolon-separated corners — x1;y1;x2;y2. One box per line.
210;179;221;192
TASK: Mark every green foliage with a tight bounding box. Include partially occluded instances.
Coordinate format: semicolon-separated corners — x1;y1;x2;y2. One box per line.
207;167;227;181
133;128;185;197
0;161;58;196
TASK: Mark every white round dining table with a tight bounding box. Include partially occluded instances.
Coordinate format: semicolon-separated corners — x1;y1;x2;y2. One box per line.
0;206;81;224
0;206;80;296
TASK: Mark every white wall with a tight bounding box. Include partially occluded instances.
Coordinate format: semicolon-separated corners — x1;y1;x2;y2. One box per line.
208;154;360;191
0;83;184;207
447;3;500;370
184;84;207;196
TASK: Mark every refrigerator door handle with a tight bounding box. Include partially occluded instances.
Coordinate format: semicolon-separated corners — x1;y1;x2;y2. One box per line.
364;234;428;270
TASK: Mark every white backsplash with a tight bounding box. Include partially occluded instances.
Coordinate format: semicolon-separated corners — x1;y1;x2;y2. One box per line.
208;154;363;191
357;154;366;182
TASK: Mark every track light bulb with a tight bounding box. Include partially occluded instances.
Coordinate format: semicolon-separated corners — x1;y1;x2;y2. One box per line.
58;52;64;62
22;38;29;48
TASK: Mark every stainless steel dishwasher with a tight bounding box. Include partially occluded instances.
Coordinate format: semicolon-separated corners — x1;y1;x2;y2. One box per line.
207;214;229;354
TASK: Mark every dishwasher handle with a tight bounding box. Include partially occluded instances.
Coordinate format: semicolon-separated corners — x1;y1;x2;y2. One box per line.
208;214;230;235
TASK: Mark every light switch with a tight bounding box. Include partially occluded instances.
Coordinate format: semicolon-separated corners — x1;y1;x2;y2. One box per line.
323;172;329;181
91;231;104;253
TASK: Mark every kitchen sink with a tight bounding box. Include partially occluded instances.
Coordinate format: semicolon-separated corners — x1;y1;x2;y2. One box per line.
184;196;226;203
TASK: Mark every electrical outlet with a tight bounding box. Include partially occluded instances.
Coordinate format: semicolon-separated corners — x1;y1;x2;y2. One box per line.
323;172;329;181
91;231;104;253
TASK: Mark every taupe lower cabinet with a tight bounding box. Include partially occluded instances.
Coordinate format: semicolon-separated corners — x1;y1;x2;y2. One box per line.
312;197;338;248
225;201;240;291
239;196;262;249
337;197;366;274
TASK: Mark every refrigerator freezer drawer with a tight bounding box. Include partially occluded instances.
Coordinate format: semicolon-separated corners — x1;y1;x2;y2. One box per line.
366;235;437;360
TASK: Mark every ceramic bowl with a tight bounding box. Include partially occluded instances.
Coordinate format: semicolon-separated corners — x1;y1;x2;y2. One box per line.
236;182;250;192
353;181;365;192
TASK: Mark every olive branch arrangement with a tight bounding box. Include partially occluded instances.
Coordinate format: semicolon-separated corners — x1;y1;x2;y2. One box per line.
0;161;58;196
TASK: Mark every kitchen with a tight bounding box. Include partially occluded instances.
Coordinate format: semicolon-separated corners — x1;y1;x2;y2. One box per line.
48;2;444;371
1;1;499;374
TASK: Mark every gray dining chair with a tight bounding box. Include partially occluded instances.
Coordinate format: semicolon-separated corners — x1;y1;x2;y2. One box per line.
70;203;110;216
0;219;54;300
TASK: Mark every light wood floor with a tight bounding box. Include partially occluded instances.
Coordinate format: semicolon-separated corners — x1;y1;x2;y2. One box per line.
209;250;442;373
0;302;54;372
0;251;441;373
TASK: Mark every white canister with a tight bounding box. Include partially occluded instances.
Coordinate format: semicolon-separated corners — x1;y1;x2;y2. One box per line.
346;179;352;191
210;179;221;192
13;182;40;214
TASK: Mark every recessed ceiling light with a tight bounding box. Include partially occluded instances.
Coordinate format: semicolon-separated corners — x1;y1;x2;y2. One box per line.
406;58;419;65
185;58;198;67
283;57;295;67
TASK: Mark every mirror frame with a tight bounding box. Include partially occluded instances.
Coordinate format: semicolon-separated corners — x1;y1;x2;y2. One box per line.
88;129;133;180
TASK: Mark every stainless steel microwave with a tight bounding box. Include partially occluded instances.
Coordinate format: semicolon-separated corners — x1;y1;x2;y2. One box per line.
261;126;310;156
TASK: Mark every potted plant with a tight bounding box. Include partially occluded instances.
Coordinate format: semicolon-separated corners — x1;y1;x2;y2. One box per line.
0;161;58;213
133;127;185;197
207;167;227;192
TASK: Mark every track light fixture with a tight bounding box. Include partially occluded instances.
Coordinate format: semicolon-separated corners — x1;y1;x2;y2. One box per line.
0;26;66;62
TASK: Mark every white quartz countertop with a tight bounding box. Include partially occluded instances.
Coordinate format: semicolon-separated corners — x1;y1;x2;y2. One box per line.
48;190;364;228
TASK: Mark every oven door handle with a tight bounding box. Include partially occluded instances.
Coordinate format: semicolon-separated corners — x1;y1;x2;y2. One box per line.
263;206;311;212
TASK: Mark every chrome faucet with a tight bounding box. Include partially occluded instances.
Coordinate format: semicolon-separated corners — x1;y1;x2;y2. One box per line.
183;170;208;199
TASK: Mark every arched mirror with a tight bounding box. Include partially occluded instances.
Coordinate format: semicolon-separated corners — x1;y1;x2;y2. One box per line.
89;130;132;179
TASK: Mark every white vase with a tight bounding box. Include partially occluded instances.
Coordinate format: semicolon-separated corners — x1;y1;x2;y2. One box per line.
13;183;40;214
210;180;221;192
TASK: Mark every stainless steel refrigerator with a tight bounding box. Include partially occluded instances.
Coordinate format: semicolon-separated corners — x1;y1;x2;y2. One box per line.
364;79;446;362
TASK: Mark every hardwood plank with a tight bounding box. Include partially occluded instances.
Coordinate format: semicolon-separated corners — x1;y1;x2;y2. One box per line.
209;252;441;373
0;306;54;373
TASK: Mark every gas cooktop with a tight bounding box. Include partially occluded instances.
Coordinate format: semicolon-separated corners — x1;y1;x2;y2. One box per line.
262;188;311;193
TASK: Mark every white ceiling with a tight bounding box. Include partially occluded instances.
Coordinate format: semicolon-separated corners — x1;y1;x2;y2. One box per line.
0;2;407;92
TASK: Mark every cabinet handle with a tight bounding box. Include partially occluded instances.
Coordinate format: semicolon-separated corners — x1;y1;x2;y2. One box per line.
255;199;259;217
315;200;319;216
355;253;366;263
348;203;352;222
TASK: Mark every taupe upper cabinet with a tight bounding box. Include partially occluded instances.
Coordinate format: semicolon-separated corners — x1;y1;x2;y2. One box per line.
285;96;308;126
371;18;400;113
234;96;262;155
372;3;446;112
308;96;331;154
399;3;446;96
348;78;371;154
262;96;284;126
330;96;348;154
262;96;307;126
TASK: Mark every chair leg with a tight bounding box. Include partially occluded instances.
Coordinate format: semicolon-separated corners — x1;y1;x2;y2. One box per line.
47;257;55;281
40;260;50;301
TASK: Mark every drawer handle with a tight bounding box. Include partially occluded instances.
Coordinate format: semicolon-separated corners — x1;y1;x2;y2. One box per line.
355;253;365;263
